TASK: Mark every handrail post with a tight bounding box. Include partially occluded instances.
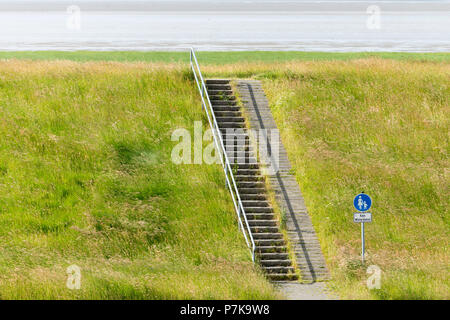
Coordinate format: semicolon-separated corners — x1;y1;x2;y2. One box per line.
201;82;204;111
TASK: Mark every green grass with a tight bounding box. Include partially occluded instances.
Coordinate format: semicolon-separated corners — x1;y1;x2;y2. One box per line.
0;51;449;63
0;60;278;299
256;60;449;299
198;57;449;299
0;52;448;300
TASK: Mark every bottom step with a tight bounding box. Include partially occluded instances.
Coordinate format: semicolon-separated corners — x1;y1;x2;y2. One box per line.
266;273;298;281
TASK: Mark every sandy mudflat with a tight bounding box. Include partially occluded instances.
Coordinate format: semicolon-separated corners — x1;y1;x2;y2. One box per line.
0;1;449;51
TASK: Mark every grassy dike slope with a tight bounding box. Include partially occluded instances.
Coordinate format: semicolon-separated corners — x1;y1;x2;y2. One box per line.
263;60;449;300
216;60;448;299
200;58;449;299
0;60;277;299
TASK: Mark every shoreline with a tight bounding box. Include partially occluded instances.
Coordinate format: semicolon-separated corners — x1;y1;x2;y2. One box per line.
0;51;449;63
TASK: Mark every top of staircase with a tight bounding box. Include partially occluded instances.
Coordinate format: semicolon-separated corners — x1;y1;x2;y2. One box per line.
206;79;230;84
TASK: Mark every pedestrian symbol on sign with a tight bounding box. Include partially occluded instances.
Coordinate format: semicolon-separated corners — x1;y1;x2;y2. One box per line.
353;193;372;212
357;195;368;211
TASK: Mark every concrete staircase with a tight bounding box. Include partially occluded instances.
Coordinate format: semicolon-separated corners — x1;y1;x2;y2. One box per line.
206;79;297;281
236;80;330;283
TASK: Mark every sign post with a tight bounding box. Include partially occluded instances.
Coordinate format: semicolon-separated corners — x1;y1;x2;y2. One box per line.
353;193;372;263
361;222;365;262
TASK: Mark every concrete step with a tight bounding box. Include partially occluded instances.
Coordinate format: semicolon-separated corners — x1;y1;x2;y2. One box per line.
236;169;261;176
220;128;248;134
220;124;248;131
221;132;250;138
206;79;230;84
225;145;253;151
235;175;263;182
256;246;287;253
230;159;259;165
207;89;233;96
240;194;267;201
238;186;266;193
251;226;279;233
223;147;255;154
221;134;250;140
260;259;292;267
222;136;250;141
228;159;257;165
246;213;275;220
226;151;254;158
206;84;231;90
243;207;273;214
219;127;247;132
234;164;260;170
222;139;250;146
258;252;290;260
262;266;294;273
222;140;250;147
252;233;283;240
241;200;269;207
238;181;265;188
226;152;255;160
213;105;240;112
218;122;245;128
214;111;241;117
224;138;252;145
215;117;244;123
266;273;298;281
255;239;285;246
209;95;236;101
229;159;258;165
227;152;253;159
220;128;248;135
211;100;236;106
225;146;253;153
248;220;277;227
225;146;253;151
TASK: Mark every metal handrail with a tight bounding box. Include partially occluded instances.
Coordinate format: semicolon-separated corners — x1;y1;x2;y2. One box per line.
190;48;255;262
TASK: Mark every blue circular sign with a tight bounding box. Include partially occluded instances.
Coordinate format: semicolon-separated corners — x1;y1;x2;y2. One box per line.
353;193;372;212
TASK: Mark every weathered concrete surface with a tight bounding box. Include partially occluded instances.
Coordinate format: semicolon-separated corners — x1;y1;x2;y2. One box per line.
236;80;330;284
274;282;338;300
207;79;298;281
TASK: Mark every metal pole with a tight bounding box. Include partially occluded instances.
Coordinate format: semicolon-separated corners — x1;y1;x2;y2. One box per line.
361;222;365;263
201;83;204;111
225;162;228;188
